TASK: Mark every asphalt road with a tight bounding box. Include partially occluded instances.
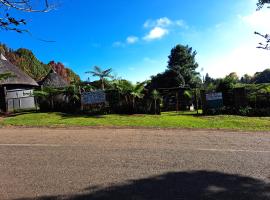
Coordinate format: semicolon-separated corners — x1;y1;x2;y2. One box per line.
0;127;269;200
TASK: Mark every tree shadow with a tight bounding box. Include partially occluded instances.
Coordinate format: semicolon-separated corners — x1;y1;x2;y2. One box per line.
14;170;270;200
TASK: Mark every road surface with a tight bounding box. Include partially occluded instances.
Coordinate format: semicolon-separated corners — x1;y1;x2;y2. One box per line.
0;127;269;200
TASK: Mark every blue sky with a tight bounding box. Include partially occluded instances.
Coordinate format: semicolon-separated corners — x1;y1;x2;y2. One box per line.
1;0;269;82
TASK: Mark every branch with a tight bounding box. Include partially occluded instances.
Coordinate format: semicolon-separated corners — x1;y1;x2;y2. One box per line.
0;0;54;13
255;31;270;50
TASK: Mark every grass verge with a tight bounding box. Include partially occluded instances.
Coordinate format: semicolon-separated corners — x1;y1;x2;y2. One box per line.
1;111;270;131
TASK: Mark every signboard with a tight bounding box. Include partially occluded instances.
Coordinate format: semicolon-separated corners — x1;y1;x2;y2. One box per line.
81;90;106;105
206;92;222;101
6;89;34;99
206;92;223;109
5;89;36;111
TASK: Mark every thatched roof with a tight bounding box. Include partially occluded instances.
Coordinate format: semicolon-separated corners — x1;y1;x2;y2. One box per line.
39;69;69;88
0;54;38;86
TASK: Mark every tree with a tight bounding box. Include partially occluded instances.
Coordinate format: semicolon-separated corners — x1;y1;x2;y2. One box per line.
34;87;61;110
167;44;200;87
151;89;162;115
86;66;113;90
148;70;181;89
130;82;145;110
255;0;270;50
257;0;270;10
226;72;239;84
147;44;201;91
253;69;270;83
0;0;54;32
204;73;213;84
240;74;253;84
112;79;145;112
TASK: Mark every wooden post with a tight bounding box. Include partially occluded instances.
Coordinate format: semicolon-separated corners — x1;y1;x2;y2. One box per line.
80;87;84;111
3;86;8;113
196;89;199;115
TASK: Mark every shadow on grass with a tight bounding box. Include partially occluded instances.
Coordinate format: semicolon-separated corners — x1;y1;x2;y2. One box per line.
59;112;106;119
14;170;270;200
163;112;203;117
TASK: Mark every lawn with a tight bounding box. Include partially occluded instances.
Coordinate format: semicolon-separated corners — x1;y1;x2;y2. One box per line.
1;111;270;131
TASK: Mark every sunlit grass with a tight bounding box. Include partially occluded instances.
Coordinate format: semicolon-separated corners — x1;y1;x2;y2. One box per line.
1;111;270;131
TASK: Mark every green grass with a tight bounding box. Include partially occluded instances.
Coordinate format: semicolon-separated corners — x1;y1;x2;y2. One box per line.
1;111;270;131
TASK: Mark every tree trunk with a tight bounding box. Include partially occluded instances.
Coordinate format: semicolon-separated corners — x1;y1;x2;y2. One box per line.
154;99;157;115
50;97;54;111
133;97;136;112
101;78;105;90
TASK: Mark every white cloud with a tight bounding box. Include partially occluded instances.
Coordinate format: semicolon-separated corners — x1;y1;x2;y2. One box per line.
156;17;172;27
126;36;139;44
144;17;187;29
240;9;270;33
143;27;169;41
175;19;189;29
200;44;270;78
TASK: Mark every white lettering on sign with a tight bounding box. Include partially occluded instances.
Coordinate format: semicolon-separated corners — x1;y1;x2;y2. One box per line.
81;90;106;105
206;92;223;101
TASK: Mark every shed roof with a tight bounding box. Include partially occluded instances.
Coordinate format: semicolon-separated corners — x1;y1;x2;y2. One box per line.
39;69;69;88
0;54;38;86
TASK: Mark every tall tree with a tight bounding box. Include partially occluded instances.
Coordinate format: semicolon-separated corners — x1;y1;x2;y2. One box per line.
0;0;54;32
167;44;200;87
86;66;113;90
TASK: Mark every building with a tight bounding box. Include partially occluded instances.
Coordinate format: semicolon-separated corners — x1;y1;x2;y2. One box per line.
38;69;69;88
0;54;38;112
37;69;69;111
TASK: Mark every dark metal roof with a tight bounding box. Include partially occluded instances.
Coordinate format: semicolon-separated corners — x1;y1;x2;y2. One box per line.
0;56;38;86
39;69;69;88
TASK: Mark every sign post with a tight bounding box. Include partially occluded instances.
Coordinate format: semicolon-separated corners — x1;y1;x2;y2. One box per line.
81;90;106;110
203;92;223;114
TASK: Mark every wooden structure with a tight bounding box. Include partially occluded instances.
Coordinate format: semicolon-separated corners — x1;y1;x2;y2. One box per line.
0;54;38;112
38;69;69;88
158;86;191;111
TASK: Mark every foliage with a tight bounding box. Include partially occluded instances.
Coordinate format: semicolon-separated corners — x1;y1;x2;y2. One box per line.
255;0;270;49
110;79;147;113
257;0;270;10
216;77;234;93
151;89;162;114
167;44;200;87
253;69;270;83
2;111;270;131
34;87;62;110
240;74;252;84
9;48;50;80
86;66;113;90
49;61;80;84
34;85;82;112
147;44;200;90
0;0;53;32
147;70;180;89
0;71;14;80
0;43;80;82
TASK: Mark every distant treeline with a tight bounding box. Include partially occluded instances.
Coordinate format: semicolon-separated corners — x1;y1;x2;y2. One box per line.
0;43;80;83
